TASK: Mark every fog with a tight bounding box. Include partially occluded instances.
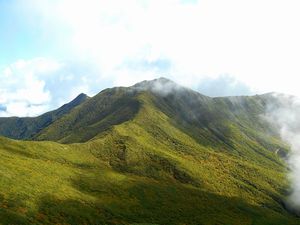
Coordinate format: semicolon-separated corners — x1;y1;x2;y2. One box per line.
265;93;300;212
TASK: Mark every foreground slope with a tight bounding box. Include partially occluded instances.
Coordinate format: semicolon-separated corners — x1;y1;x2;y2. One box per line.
0;78;298;224
0;122;297;224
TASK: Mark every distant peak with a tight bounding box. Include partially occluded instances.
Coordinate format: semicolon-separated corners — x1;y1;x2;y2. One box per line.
74;93;90;101
76;93;88;99
68;93;89;106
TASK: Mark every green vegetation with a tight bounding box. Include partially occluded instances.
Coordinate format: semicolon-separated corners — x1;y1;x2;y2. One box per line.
0;78;298;224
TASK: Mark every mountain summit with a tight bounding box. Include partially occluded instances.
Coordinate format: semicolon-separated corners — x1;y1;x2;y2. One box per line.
0;78;298;224
133;77;182;90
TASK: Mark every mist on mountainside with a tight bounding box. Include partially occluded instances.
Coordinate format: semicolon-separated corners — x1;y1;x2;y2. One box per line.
265;93;300;214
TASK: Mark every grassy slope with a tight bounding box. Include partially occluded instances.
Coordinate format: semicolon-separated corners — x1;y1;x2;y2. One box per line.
35;87;140;143
0;91;299;224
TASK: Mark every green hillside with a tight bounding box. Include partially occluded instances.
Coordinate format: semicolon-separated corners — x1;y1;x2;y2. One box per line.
0;78;298;224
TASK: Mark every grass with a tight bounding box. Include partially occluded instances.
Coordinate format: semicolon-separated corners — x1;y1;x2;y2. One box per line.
0;135;297;225
0;78;298;224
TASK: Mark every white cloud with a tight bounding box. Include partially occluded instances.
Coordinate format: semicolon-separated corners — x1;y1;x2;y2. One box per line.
2;0;300;116
265;94;300;212
0;58;101;117
0;58;59;116
17;0;300;95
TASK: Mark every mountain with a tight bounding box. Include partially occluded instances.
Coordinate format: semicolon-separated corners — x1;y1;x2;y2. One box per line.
0;78;298;225
0;93;89;140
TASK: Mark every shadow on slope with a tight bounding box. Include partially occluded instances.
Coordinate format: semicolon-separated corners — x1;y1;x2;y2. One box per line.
35;88;141;143
34;173;299;225
1;167;297;225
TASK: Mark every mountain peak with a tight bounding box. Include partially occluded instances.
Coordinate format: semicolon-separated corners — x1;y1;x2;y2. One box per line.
131;77;188;96
131;77;211;100
73;93;89;102
77;93;88;98
133;77;176;88
59;93;89;112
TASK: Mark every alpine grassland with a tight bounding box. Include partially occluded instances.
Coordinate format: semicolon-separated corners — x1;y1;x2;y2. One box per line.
0;78;298;224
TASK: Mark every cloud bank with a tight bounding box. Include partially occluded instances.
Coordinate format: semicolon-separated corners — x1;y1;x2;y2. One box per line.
18;0;300;93
1;0;300;115
266;94;300;213
0;58;101;116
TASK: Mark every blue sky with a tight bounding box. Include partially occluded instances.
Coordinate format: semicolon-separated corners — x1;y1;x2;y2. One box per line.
0;0;300;116
0;1;34;64
0;0;72;64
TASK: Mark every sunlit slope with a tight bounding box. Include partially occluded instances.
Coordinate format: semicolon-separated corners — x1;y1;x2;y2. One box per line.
0;78;297;224
0;91;299;224
34;87;140;143
35;79;288;160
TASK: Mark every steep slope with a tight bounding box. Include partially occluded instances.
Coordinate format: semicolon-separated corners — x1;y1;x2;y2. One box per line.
0;78;298;224
0;94;298;224
35;78;287;158
0;93;89;140
35;87;140;143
